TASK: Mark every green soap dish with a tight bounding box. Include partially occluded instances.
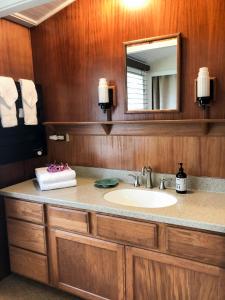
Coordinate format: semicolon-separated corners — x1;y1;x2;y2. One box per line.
94;178;119;188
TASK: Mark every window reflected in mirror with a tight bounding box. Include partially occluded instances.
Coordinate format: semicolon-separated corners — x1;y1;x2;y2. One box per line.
125;34;181;113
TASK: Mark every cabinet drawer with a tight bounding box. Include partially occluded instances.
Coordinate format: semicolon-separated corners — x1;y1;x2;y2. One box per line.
96;215;158;249
5;198;44;224
10;246;48;284
7;219;46;254
47;206;89;233
167;227;225;267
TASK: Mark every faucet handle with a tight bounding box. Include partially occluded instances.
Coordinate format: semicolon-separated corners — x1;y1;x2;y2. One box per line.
159;177;167;190
129;173;140;187
147;166;152;172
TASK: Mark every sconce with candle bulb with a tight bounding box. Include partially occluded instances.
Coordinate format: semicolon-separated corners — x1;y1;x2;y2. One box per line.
195;67;216;110
98;78;116;121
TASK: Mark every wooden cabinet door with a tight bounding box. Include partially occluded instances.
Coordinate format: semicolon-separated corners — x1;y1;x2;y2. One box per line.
126;246;225;300
49;229;125;300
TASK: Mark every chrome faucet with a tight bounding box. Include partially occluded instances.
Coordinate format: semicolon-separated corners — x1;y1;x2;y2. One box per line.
129;173;141;187
142;166;153;189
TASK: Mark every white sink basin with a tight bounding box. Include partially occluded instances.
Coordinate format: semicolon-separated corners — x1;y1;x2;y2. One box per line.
104;189;177;208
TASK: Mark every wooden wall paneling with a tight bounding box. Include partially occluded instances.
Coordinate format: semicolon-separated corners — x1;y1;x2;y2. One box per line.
0;19;33;187
48;135;207;176
31;0;225;178
0;20;34;79
0;19;45;187
200;137;225;178
0;19;47;279
47;128;225;178
31;0;225;121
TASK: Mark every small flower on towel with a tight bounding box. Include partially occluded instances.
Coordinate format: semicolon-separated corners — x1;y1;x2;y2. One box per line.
47;162;69;173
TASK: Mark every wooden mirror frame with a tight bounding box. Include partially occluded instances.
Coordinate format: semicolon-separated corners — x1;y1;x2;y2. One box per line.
124;33;181;114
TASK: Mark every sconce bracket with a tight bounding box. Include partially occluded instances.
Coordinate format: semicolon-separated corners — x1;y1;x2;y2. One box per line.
98;85;116;120
194;77;216;109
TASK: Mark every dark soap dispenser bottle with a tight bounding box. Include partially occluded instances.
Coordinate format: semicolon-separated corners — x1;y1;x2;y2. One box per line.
176;163;187;194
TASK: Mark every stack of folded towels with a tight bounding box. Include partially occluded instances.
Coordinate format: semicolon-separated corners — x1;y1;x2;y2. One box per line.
35;164;77;191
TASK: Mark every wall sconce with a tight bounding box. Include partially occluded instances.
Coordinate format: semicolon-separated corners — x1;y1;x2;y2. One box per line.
98;78;116;121
195;67;215;109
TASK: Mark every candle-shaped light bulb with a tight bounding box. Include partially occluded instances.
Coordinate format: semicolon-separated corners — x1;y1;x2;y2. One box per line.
197;67;210;98
98;78;109;104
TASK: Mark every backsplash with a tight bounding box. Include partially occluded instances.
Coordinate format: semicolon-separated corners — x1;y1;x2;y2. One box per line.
74;166;225;193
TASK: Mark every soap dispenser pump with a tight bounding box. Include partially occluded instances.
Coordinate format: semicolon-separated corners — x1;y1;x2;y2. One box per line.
176;163;187;194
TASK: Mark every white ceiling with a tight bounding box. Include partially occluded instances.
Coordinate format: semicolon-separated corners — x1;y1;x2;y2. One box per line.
3;0;75;27
128;46;176;65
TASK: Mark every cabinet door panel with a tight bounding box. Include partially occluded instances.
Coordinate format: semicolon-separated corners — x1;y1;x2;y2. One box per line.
49;229;125;300
126;246;225;300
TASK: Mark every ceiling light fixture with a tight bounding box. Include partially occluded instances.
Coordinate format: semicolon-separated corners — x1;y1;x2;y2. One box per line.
122;0;148;9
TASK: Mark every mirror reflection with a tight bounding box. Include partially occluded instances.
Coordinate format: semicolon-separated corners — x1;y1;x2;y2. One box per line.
125;34;180;112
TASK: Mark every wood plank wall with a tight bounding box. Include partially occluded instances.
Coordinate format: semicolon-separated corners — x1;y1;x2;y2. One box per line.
31;0;225;178
0;19;45;188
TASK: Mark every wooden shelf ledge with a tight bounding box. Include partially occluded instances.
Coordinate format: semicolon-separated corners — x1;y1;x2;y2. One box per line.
43;119;225;136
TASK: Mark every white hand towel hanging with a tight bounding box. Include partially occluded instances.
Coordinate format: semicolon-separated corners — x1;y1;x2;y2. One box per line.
0;76;18;128
19;79;38;125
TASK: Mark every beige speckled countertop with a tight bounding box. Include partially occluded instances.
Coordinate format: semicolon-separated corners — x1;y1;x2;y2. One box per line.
1;177;225;233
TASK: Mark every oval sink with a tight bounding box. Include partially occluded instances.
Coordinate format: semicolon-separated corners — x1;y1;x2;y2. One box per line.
104;189;177;208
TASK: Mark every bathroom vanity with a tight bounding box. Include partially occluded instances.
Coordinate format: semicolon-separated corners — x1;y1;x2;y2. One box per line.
1;178;225;300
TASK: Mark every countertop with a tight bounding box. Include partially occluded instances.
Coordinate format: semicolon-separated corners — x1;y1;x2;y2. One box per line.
1;177;225;233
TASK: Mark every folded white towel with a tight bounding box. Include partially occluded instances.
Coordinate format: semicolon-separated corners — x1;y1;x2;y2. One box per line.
38;179;77;191
19;79;38;125
0;76;18;128
35;167;76;185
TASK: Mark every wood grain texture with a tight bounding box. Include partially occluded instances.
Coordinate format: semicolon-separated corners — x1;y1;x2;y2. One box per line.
9;246;49;284
167;226;225;267
96;214;158;249
5;198;44;224
47;135;225;178
7;218;47;254
47;205;89;233
0;19;33;79
31;0;225;121
126;246;225;300
49;229;125;300
0;19;46;189
31;1;225;178
0;19;42;279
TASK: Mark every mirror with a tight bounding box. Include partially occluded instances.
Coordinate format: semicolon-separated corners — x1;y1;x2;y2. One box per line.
124;33;181;113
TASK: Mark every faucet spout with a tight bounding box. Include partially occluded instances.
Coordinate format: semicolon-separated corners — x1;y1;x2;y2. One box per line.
142;166;153;189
